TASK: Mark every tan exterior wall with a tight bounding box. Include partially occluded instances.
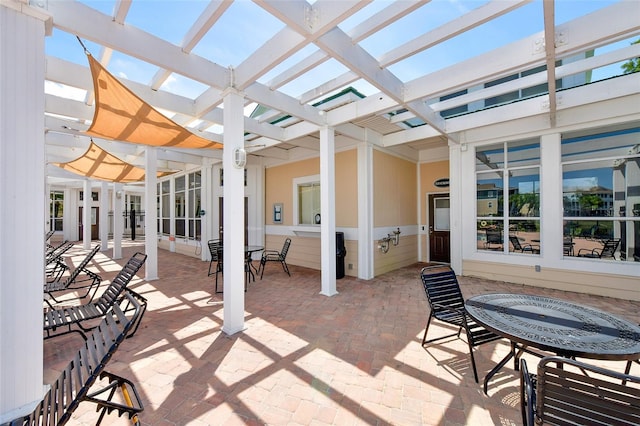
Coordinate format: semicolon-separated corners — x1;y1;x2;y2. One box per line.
463;260;640;302
373;150;417;226
374;234;418;276
372;150;419;274
265;157;318;226
264;150;357;227
419;160;449;225
264;149;359;276
264;234;359;277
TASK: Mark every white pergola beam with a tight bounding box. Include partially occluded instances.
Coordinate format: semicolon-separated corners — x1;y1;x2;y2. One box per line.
380;0;532;67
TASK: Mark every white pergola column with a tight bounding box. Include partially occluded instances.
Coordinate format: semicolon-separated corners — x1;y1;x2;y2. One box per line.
112;183;123;259
169;178;176;252
222;88;246;335
540;133;562;260
449;141;464;273
201;158;215;261
357;141;374;279
82;179;92;250
0;4;47;421
320;126;338;296
145;147;158;280
99;182;109;250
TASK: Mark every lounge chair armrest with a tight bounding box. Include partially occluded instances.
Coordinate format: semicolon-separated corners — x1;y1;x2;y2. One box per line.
577;247;597;256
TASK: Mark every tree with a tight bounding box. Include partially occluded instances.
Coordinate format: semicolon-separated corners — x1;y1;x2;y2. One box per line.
621;39;640;74
579;194;603;215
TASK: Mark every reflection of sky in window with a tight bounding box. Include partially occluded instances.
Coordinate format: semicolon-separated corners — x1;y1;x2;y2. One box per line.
563;169;611;190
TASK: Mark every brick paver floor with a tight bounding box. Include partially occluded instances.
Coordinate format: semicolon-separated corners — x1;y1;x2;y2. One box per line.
42;241;640;425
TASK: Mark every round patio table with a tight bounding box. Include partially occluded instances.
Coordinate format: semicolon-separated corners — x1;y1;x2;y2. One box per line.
465;293;640;394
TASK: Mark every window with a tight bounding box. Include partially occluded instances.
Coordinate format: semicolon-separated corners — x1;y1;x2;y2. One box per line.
293;175;320;226
188;171;201;240
175;176;186;238
476;139;540;254
562;126;640;261
50;191;64;232
159;180;170;235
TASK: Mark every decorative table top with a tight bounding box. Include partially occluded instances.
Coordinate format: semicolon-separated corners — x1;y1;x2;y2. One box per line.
465;293;640;360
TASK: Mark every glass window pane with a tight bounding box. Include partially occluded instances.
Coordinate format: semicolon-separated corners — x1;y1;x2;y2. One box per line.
175;219;185;237
476;143;504;170
509;168;540;217
175;192;185;218
477;220;503;251
477;176;503;217
434;198;450;231
507;139;540;167
298;182;320;225
175;176;185;192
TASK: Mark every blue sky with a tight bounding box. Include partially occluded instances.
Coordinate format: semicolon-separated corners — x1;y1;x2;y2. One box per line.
45;0;632;103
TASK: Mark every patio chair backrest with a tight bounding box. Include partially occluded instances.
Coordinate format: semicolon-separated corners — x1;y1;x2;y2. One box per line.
420;267;465;315
63;244;101;285
208;239;222;261
280;238;291;260
486;229;502;244
95;252;147;313
509;235;523;251
526;356;640;426
599;238;621;258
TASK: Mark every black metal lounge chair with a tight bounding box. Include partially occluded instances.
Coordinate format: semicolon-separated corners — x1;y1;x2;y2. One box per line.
44;244;102;308
520;356;640;426
509;235;539;253
44;252;147;340
259;237;291;279
4;291;146;426
577;237;621;259
45;241;75;281
419;266;503;383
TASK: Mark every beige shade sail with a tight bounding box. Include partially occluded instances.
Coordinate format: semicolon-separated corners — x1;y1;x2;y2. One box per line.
54;141;174;183
85;54;223;150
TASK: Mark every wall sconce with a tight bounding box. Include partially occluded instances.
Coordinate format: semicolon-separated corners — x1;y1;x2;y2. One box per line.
378;228;401;253
115;190;122;199
233;147;247;169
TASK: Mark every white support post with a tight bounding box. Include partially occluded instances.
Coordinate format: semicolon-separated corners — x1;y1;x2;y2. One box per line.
0;4;47;421
222;88;246;335
201;158;214;260
113;183;123;259
320;126;338;296
83;179;92;250
540;133;562;260
449;142;464;273
100;182;109;251
357;141;374;279
169;178;176;252
145;147;159;280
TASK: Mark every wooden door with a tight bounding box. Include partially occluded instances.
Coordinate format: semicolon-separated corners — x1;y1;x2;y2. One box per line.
78;207;99;240
429;194;450;263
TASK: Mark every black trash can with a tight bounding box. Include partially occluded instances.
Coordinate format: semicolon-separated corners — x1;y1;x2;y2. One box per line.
336;231;347;279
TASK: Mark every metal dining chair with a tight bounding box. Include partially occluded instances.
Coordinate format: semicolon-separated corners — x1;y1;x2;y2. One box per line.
419;266;502;383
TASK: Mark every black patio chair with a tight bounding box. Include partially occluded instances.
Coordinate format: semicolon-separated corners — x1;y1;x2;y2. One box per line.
44;244;102;308
259;237;291;279
207;239;223;277
520;356;640;426
509;235;539;253
484;229;502;249
419;266;503;383
577;237;620;259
